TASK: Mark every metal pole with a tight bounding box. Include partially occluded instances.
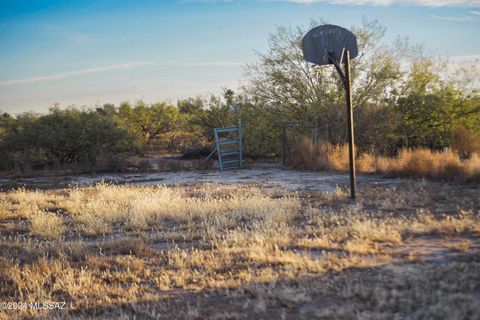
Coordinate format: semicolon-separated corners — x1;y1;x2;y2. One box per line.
344;50;356;200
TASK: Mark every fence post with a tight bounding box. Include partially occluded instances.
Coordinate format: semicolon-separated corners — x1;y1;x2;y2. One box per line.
313;127;318;145
214;128;222;171
281;123;287;165
238;121;244;168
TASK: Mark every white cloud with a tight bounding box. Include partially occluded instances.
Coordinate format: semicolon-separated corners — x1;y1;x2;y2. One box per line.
443;55;480;87
469;10;480;14
0;62;151;86
0;60;243;87
449;54;480;63
155;60;244;67
430;14;475;21
276;0;480;6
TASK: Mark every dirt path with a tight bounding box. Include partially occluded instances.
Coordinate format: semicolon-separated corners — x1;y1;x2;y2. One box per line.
0;163;400;191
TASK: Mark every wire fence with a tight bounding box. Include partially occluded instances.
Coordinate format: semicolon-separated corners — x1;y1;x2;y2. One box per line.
281;123;322;164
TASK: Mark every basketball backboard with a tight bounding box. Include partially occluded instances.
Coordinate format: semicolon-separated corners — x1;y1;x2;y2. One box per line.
301;24;358;66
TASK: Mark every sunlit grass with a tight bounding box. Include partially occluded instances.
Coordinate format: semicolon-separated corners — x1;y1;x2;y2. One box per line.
289;137;480;183
0;182;479;319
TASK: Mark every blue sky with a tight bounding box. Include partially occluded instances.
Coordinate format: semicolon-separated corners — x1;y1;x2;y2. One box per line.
0;0;479;114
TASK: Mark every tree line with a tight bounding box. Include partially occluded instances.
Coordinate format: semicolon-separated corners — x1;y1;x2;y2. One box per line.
0;19;479;172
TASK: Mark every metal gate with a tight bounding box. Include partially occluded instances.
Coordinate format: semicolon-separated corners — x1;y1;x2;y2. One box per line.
213;122;244;171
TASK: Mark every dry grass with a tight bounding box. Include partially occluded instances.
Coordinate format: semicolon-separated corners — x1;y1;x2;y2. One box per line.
56;183;299;236
288;137;480;183
0;181;479;319
29;210;65;239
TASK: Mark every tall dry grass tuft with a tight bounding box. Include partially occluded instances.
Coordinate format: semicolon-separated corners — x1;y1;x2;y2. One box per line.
30;210;64;239
452;125;480;157
463;153;480;182
381;148;473;182
288;137;480;183
287;138;350;172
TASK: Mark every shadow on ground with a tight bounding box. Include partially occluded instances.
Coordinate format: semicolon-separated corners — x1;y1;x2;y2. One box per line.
28;249;480;320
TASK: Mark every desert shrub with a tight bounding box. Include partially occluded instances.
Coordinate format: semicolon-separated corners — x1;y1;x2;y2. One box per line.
0;107;134;172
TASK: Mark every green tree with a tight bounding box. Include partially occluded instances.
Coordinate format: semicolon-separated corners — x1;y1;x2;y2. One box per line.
175;97;209;150
118;101;179;147
198;95;235;140
396;60;480;149
244;19;404;148
0;112;14;140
